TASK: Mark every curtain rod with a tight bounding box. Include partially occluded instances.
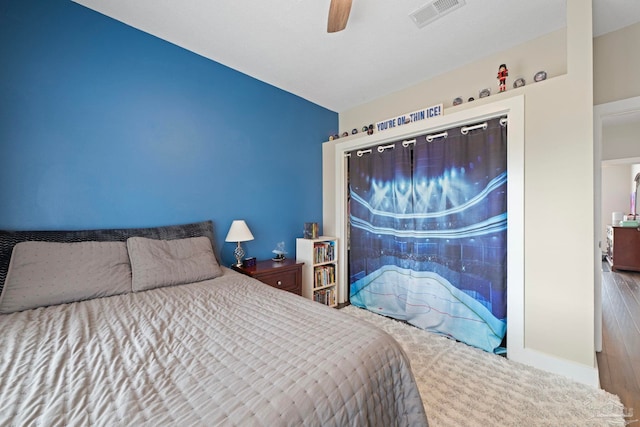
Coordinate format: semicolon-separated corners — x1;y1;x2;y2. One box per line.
345;116;507;158
426;131;448;142
402;139;416;147
460;122;487;134
377;143;395;153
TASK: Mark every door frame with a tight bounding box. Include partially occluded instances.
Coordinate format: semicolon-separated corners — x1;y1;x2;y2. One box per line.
593;95;640;352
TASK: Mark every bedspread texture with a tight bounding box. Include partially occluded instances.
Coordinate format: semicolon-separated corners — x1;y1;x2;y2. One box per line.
0;268;428;426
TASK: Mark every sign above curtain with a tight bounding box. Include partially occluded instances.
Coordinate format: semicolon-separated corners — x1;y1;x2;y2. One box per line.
348;116;508;354
375;104;443;133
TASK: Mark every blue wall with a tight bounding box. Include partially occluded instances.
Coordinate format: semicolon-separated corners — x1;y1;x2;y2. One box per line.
0;1;337;265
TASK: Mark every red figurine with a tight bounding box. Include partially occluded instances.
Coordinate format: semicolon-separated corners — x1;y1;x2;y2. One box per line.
497;64;508;92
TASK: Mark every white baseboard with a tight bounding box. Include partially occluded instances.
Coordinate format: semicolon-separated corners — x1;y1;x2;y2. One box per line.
511;347;600;388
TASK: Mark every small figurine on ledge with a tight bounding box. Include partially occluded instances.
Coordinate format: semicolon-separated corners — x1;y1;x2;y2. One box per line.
497;63;509;92
272;241;287;261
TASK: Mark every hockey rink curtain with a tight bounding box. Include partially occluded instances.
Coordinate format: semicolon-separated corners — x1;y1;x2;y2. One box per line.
348;117;508;353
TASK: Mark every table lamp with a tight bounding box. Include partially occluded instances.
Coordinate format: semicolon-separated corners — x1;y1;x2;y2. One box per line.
225;220;254;267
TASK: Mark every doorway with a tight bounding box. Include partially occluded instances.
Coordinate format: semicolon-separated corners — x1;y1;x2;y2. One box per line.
594;95;640;352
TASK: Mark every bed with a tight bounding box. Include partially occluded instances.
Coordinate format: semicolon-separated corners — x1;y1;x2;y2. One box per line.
0;221;428;426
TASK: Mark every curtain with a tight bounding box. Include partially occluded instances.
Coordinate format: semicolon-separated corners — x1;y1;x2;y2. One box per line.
348;117;507;353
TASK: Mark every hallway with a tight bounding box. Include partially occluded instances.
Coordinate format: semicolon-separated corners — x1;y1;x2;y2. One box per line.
597;262;640;421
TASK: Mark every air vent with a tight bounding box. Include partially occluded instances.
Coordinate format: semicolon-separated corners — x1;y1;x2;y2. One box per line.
410;0;466;28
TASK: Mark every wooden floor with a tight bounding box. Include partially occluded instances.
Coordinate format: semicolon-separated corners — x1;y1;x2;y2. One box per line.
597;262;640;421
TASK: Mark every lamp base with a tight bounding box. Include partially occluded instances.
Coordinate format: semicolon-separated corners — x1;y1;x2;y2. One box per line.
233;242;245;267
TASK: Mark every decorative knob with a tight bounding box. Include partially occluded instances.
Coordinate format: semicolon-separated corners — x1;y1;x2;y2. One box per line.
277;281;282;286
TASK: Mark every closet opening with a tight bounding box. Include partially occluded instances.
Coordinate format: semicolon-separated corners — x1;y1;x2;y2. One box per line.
325;96;525;359
346;117;508;354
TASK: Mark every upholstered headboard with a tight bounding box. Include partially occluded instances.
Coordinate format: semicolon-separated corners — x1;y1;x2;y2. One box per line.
0;220;217;295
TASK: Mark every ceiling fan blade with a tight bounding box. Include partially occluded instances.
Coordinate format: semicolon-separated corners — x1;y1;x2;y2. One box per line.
327;0;352;33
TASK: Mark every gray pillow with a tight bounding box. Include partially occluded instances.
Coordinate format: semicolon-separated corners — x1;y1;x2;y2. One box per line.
0;241;132;314
0;220;219;296
127;236;222;292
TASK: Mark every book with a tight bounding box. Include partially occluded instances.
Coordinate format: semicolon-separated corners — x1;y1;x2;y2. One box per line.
304;223;319;239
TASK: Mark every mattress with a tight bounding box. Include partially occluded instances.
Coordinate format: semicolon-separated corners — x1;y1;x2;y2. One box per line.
0;268;428;426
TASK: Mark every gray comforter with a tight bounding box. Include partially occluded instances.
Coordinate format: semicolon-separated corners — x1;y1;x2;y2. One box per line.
0;268;428;426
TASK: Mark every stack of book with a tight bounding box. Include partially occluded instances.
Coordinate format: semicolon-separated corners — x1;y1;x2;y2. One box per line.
313;242;335;264
313;288;336;306
313;265;335;288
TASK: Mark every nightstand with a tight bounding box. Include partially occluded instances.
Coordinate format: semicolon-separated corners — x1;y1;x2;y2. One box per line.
232;259;303;296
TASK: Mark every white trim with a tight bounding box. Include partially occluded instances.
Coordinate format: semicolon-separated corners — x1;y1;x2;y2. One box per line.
330;96;526;363
516;347;599;387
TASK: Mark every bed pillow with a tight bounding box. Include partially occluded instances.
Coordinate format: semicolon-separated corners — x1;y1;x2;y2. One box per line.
127;236;222;292
0;241;132;314
0;220;219;296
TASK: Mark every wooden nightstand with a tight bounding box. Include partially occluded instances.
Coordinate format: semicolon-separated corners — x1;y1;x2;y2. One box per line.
232;259;303;296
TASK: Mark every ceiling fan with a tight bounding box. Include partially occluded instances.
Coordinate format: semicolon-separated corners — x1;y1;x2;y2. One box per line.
327;0;352;33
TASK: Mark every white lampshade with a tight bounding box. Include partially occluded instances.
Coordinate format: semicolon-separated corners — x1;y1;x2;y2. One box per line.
225;220;254;243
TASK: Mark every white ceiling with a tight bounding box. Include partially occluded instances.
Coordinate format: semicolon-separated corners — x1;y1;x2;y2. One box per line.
73;0;640;113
